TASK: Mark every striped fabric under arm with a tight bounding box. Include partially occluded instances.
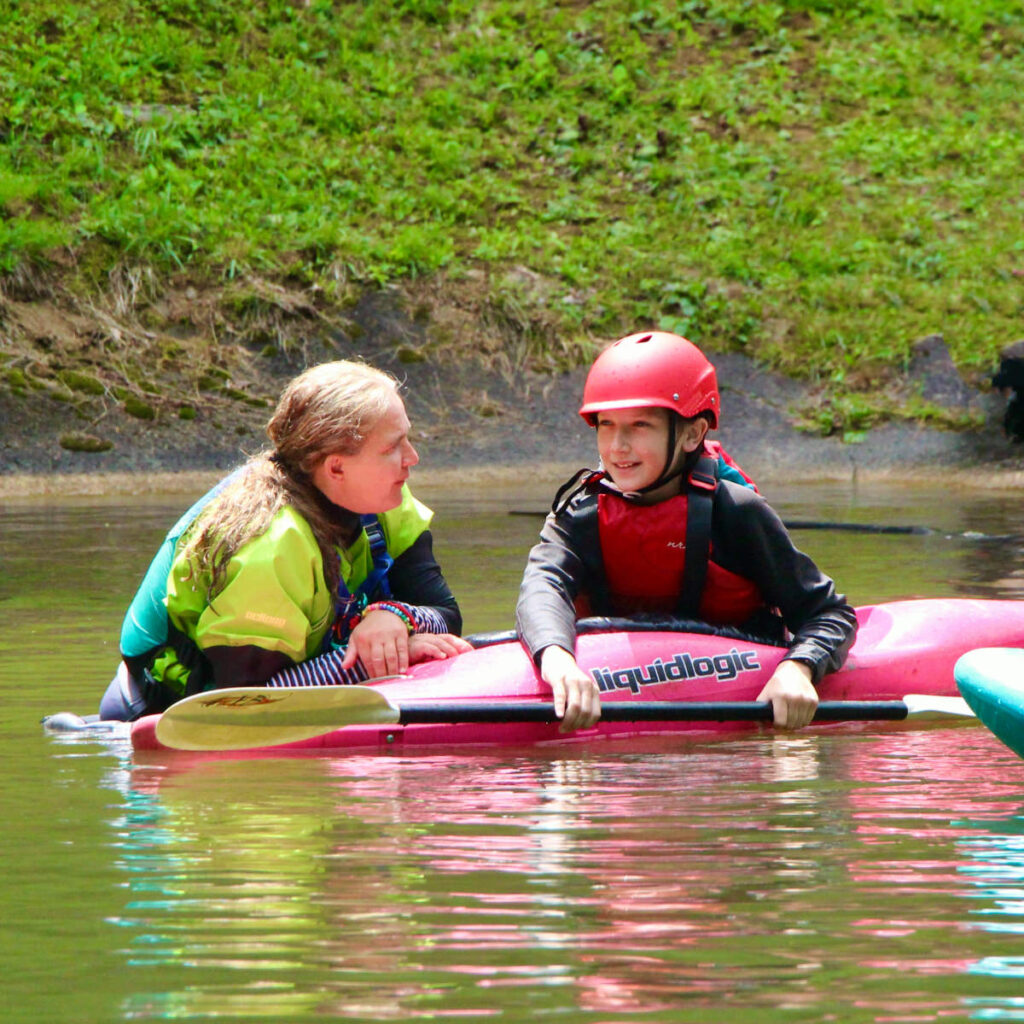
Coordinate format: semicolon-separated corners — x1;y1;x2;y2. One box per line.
266;648;368;688
265;604;453;689
406;604;450;635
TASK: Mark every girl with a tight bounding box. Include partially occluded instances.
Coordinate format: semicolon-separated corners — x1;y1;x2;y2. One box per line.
515;331;857;732
101;359;470;720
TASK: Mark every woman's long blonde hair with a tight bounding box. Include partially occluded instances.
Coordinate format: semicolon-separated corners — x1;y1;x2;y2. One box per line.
181;360;401;597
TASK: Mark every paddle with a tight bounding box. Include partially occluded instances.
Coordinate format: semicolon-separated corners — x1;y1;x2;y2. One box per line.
154;685;975;751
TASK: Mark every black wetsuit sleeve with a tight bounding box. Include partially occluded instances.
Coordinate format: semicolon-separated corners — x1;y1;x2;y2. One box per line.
387;529;463;635
515;505;595;663
711;484;857;684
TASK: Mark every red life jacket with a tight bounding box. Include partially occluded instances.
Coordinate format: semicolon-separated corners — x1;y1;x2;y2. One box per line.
596;475;765;627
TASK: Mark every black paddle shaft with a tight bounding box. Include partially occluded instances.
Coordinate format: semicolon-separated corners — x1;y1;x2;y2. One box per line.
394;700;910;725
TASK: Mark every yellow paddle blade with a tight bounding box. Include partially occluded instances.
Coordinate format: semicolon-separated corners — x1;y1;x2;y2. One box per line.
155;684;402;751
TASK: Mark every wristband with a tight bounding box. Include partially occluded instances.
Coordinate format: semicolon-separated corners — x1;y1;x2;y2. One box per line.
365;601;416;636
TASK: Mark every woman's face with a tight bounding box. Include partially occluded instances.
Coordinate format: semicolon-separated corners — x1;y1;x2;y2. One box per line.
595;406;671;492
314;391;419;513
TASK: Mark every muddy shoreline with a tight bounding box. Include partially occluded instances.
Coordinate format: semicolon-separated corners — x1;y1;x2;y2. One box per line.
3;344;1024;499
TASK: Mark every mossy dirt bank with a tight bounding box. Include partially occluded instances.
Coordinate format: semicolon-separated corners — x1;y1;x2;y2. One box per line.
2;281;1023;500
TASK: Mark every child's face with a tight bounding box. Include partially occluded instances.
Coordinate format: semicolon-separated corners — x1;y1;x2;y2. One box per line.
595;406;671;492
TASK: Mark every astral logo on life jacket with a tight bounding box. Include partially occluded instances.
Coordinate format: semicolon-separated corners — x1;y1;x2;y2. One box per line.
591;646;762;694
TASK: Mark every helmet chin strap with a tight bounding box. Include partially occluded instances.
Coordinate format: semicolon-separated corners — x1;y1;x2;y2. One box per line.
617;414;702;506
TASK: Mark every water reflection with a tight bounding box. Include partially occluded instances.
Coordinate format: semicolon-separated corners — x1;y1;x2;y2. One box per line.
958;804;1024;1023
86;724;1024;1021
9;480;1024;1021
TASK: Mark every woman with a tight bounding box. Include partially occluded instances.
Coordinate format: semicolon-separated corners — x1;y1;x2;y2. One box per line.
101;359;471;721
515;331;857;733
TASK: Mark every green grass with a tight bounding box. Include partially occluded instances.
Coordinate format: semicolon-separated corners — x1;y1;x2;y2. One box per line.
1;0;1023;428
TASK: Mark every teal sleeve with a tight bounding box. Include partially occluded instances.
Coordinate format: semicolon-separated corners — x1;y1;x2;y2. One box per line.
118;467;246;658
120;534;177;657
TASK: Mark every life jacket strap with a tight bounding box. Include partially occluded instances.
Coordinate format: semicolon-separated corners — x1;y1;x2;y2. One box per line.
688;455;718;493
359;514;394;600
678;454;717;618
552;468;604;516
325;514;395;651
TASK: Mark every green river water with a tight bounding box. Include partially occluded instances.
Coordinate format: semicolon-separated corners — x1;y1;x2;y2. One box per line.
3;476;1024;1023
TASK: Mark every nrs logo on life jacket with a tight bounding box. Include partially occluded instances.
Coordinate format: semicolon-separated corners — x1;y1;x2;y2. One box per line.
591;647;761;694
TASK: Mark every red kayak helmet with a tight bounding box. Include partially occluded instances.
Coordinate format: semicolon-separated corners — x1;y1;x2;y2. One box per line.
579;331;720;428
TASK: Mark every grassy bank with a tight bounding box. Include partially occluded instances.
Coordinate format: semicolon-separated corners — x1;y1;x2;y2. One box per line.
2;0;1022;436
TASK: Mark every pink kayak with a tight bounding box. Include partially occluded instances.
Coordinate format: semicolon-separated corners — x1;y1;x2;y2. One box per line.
130;598;1024;756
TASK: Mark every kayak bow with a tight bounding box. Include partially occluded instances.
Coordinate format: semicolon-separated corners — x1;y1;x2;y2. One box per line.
955;646;1024;760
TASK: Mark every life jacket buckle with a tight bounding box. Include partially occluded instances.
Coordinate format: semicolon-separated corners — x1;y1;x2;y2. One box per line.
689;472;716;492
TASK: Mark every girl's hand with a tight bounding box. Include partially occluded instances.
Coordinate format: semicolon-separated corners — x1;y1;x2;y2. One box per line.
757;659;818;729
539;645;602;733
342;608;412;678
408;633;474;664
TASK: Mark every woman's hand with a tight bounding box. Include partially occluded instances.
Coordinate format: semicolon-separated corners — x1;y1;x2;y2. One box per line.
757;659;818;729
539;645;602;733
408;633;474;664
341;608;413;678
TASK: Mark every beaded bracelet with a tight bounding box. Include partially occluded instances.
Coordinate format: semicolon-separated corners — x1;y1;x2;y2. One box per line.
364;600;416;636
